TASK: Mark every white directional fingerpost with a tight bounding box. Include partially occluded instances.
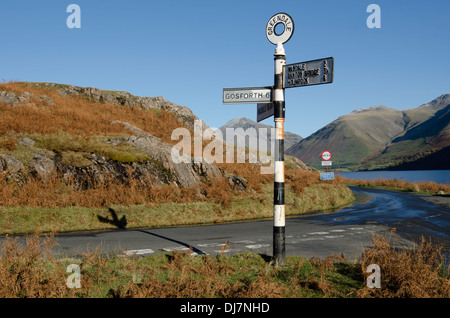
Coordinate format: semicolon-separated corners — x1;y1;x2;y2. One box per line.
222;12;334;267
265;12;293;267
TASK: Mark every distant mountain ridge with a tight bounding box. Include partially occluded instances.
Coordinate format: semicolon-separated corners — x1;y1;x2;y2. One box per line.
286;94;450;170
218;117;303;150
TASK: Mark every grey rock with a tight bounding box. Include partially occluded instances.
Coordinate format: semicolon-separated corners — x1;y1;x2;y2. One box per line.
40;95;54;106
0;90;54;107
219;168;247;191
0;154;24;173
0;154;25;182
119;134;223;188
17;137;36;147
0;91;20;106
28;153;56;180
111;120;148;136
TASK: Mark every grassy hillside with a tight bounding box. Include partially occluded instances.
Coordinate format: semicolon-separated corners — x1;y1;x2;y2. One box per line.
381;145;450;171
0;81;354;235
287;106;405;170
287;95;450;171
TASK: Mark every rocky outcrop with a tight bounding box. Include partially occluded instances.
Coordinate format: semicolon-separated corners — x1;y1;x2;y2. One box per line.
28;83;199;131
0;154;25;182
0;132;245;191
0;90;54;107
29;153;56;180
0;84;247;190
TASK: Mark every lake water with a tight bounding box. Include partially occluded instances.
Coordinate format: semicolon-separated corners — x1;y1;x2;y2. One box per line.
337;170;450;185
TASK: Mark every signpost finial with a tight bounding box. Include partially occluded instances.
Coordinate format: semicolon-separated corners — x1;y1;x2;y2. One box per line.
266;13;294;45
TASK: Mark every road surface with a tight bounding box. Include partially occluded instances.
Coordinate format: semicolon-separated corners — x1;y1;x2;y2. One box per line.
42;186;450;261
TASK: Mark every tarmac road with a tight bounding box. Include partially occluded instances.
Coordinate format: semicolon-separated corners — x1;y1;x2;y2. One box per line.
45;186;450;261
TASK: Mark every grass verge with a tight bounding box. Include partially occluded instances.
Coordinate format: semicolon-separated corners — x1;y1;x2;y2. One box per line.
342;177;450;196
0;183;354;236
0;232;448;298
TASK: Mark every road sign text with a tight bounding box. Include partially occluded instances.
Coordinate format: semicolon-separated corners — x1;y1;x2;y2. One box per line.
223;87;272;104
284;57;333;88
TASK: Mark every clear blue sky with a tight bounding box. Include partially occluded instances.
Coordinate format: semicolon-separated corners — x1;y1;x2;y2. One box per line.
1;0;449;138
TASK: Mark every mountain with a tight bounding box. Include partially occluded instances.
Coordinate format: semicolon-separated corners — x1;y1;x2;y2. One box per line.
218;117;303;150
383;145;450;170
286;94;450;170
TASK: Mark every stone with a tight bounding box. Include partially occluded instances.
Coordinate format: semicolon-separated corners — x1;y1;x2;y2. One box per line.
29;153;56;180
17;137;36;147
0;154;25;182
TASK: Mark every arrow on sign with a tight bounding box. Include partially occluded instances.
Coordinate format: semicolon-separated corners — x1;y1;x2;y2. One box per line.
284;57;334;88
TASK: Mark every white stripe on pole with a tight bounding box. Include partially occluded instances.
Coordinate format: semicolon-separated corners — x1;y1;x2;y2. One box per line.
273;205;285;227
274;161;285;182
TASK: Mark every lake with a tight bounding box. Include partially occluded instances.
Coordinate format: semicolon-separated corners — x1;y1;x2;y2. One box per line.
337;170;450;185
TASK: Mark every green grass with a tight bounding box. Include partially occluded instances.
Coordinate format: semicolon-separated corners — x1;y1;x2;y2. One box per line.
1;132;155;165
3;232;448;298
344;181;450;196
54;251;364;298
32;132;152;163
0;183;354;236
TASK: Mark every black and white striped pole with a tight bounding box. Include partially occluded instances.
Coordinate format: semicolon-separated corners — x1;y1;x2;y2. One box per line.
273;43;286;266
266;13;294;266
224;13;333;266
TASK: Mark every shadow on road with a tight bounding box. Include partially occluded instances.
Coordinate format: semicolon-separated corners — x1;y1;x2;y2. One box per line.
137;229;206;255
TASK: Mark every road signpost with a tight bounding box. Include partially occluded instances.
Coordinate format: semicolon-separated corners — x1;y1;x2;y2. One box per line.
320;172;335;181
320;150;334;179
222;12;334;266
321;150;332;161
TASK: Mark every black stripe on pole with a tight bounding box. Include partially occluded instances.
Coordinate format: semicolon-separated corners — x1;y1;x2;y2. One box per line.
274;74;283;88
273;226;285;265
274;55;285;91
273;101;285;120
274;182;285;205
275;139;284;161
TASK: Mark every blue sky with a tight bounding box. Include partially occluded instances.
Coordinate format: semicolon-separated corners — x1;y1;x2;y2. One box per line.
1;0;449;138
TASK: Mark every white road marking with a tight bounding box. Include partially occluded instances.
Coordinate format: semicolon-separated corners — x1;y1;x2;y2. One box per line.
234;240;255;244
299;237;325;242
161;246;190;252
245;244;270;249
213;249;234;254
198;243;227;247
190;252;208;256
124;249;154;256
308;232;329;235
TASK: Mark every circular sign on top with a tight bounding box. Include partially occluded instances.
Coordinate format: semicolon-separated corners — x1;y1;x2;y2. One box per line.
321;150;332;161
266;12;294;45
